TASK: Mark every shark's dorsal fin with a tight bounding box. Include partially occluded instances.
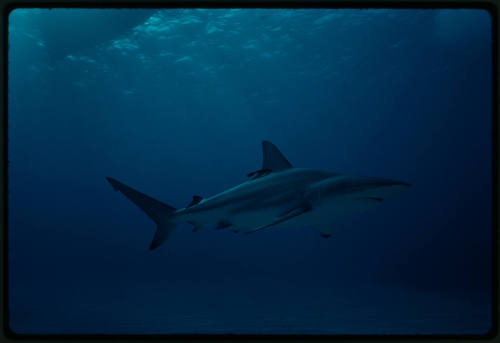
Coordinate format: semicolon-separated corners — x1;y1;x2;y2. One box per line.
262;140;292;172
248;141;293;179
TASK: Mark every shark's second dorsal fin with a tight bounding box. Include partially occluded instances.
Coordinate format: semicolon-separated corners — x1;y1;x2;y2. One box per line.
187;195;203;208
262;141;292;172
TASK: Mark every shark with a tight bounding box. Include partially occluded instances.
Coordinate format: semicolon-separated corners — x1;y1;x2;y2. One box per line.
106;141;410;250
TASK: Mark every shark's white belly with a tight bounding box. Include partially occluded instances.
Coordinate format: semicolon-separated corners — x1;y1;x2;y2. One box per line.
183;193;381;235
183;202;291;232
253;195;383;233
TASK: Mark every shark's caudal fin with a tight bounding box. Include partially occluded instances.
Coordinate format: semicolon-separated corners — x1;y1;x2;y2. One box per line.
106;177;177;250
248;141;293;178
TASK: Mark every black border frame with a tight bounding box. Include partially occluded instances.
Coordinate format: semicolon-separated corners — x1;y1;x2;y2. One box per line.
1;1;498;340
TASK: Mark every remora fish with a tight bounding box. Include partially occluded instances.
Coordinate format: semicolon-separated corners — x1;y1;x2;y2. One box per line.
106;141;410;250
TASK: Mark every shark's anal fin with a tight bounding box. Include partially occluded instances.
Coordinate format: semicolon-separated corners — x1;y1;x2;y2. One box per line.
246;206;310;234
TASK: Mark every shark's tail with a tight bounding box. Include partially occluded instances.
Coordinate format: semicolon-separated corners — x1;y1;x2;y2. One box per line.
106;177;178;250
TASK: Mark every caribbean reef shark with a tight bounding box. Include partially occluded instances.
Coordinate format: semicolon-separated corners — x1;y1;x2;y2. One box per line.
106;141;410;250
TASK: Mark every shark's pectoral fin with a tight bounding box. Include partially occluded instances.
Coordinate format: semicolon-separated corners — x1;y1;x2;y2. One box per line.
246;206;310;234
278;202;311;217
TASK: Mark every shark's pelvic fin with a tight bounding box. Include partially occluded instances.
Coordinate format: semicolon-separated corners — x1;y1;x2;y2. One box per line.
106;177;177;250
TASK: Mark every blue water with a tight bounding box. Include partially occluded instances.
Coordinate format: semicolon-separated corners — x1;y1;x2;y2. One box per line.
8;8;492;334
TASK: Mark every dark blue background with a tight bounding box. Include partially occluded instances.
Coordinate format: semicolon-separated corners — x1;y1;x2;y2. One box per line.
8;9;492;334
